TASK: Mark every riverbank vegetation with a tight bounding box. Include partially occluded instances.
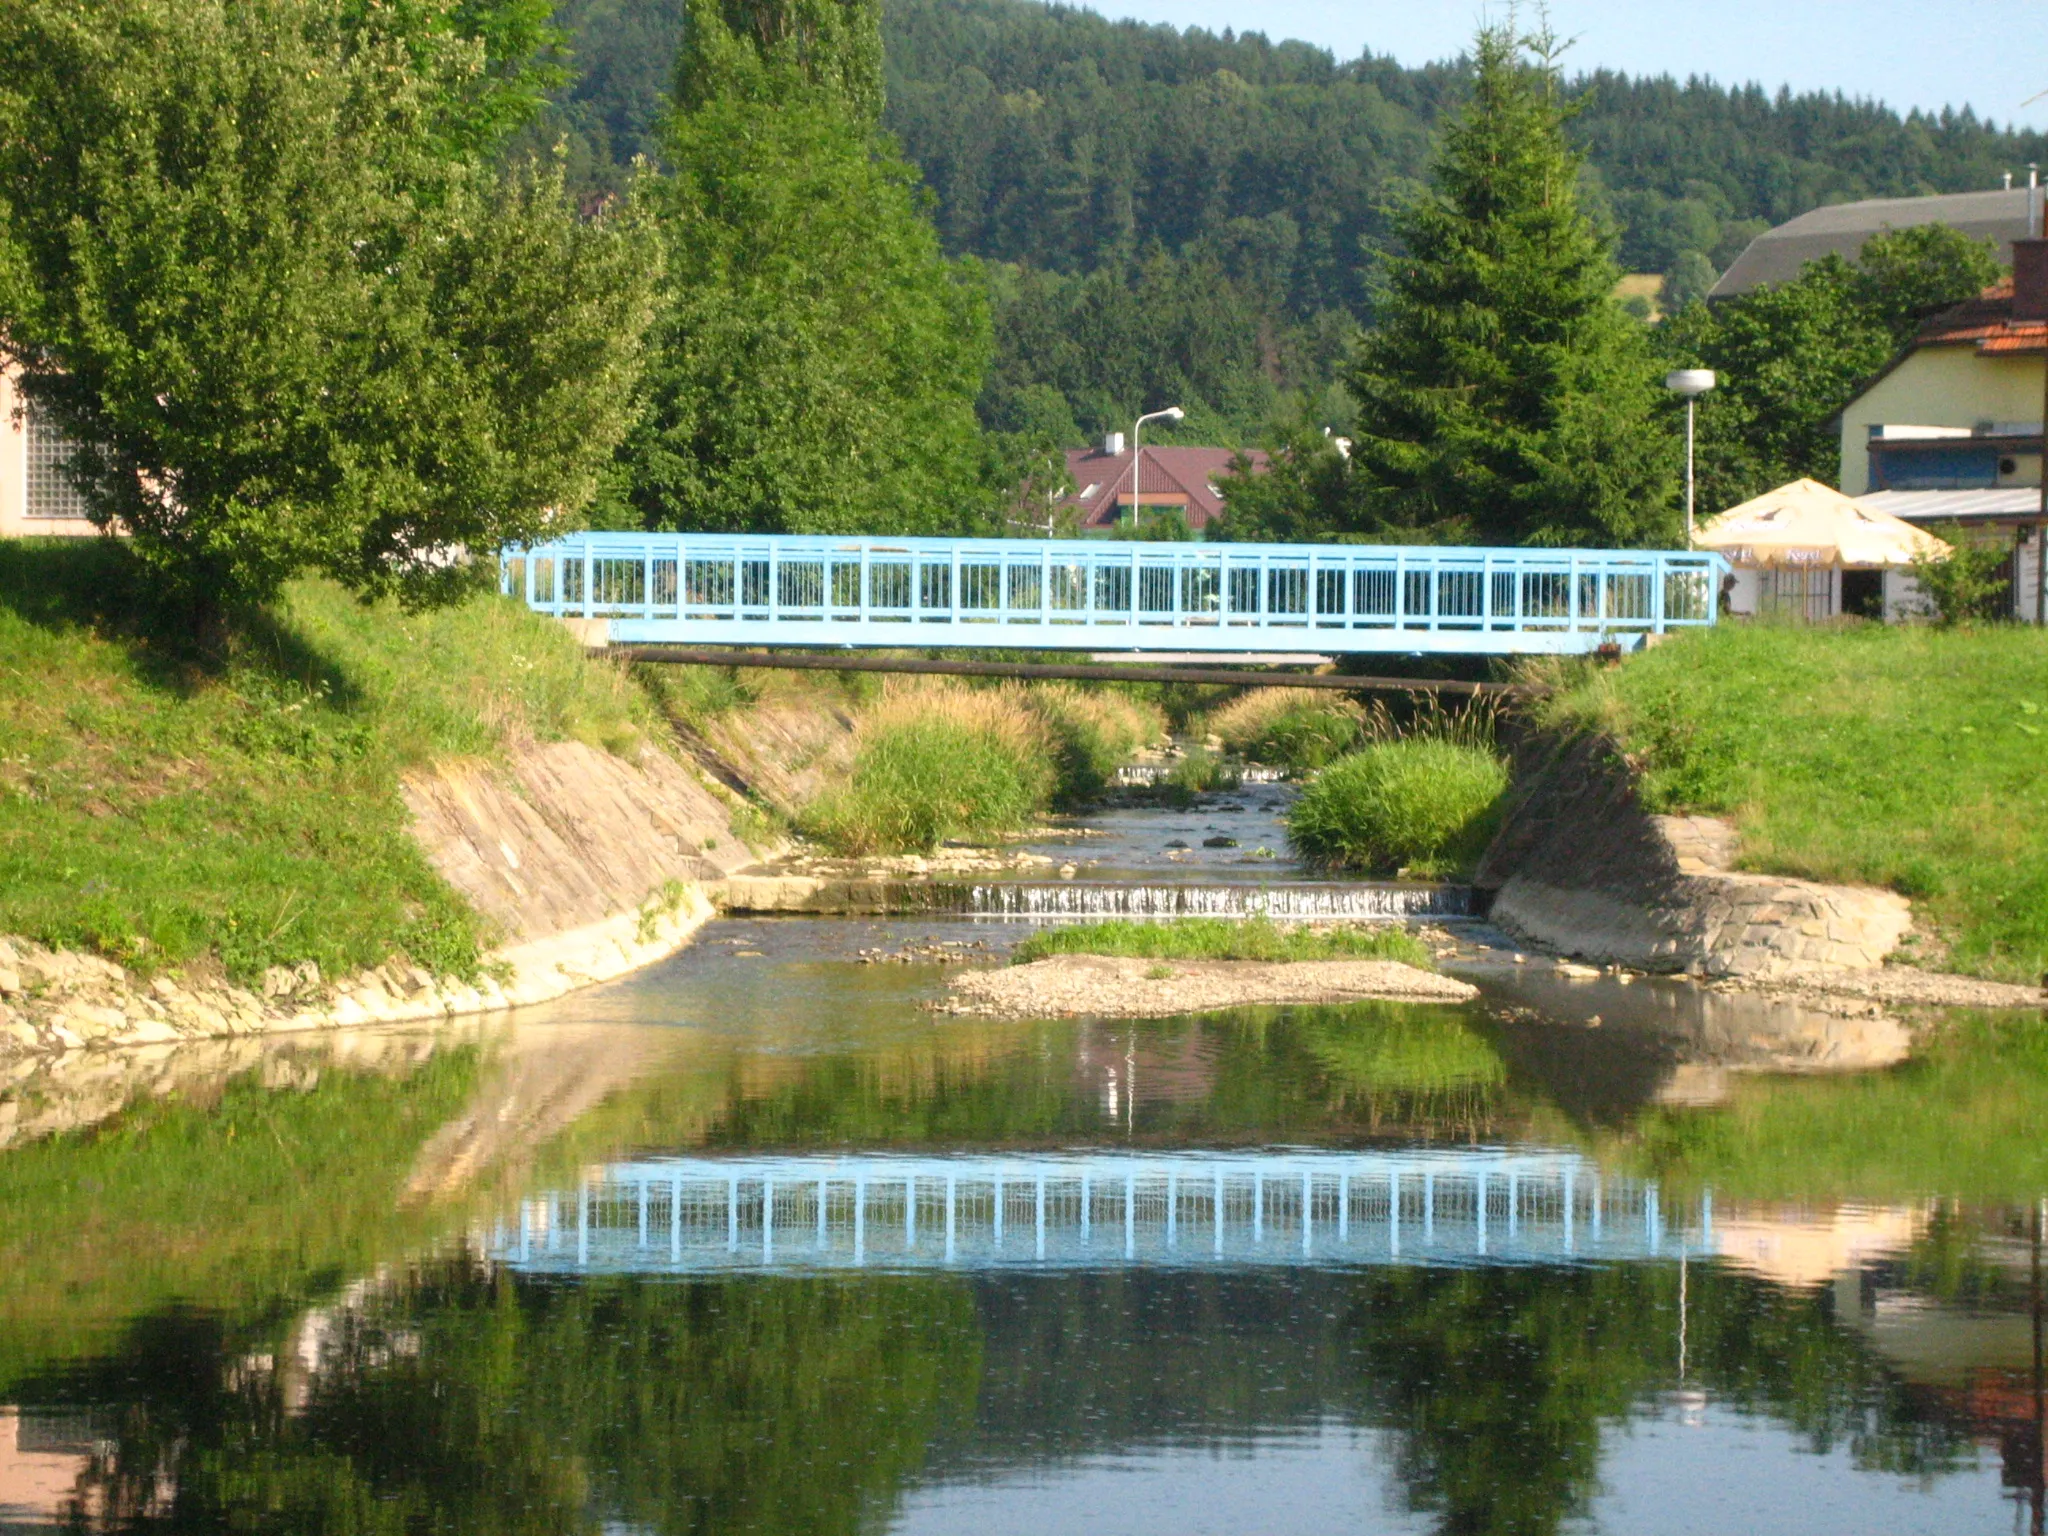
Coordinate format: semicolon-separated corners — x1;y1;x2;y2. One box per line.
1536;622;2048;981
0;541;650;984
1206;688;1365;772
799;681;1163;855
1011;918;1431;968
1288;739;1510;877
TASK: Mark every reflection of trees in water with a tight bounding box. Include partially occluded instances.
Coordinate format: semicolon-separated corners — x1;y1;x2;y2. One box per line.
684;1003;1520;1151
49;1267;980;1536
36;1257;1977;1536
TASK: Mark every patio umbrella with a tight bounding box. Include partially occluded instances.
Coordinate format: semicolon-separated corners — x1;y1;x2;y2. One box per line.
1695;478;1951;566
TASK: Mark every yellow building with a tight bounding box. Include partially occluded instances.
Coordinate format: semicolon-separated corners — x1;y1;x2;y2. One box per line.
1836;240;2048;624
0;367;99;538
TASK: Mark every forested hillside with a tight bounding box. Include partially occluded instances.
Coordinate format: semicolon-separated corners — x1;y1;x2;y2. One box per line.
538;0;2048;446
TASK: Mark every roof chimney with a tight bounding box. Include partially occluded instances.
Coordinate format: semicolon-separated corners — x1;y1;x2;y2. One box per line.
2013;238;2048;321
1102;431;1125;456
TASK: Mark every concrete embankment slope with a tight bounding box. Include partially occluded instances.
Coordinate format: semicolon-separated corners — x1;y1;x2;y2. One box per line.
2;739;763;1061
1475;732;1912;979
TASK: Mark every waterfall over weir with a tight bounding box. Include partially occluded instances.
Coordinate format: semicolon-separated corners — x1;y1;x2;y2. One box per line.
963;882;1472;920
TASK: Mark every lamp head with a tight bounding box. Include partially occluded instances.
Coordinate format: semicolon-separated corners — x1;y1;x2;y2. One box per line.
1164;406;1185;422
1665;369;1717;398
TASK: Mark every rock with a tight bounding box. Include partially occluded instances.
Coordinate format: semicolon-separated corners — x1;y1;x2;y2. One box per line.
1203;836;1239;848
0;967;18;996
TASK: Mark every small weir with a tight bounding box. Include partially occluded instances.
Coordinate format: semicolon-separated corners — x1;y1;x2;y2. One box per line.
962;881;1471;920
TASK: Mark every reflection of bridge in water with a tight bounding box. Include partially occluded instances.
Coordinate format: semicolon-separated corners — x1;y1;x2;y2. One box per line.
490;1150;1713;1275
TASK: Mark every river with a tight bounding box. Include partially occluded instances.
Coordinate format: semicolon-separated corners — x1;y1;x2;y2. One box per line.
4;780;2047;1534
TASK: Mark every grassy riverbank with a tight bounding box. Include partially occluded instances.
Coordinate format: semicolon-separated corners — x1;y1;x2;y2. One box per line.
0;540;651;984
1536;622;2048;982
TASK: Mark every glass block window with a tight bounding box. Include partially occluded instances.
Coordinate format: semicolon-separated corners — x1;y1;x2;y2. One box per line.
25;407;90;520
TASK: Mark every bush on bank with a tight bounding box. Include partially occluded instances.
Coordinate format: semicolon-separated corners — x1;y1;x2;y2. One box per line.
1531;621;2048;982
1287;738;1509;877
799;682;1165;854
1207;688;1364;771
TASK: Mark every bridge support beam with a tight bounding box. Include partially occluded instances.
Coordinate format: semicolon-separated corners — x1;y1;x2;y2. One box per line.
613;645;1513;695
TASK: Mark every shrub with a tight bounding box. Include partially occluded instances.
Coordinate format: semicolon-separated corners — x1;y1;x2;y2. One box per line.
1208;688;1365;771
1287;738;1508;876
799;683;1056;854
1023;684;1166;801
1909;522;2015;626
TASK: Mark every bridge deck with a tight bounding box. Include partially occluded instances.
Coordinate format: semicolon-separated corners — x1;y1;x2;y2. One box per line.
503;534;1726;656
488;1150;1711;1275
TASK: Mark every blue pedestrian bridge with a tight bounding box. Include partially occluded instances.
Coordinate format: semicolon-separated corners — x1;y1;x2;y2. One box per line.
488;1149;1712;1277
501;533;1726;656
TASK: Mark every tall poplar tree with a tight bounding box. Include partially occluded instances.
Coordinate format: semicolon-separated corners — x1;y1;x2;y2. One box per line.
610;0;992;535
1344;21;1675;547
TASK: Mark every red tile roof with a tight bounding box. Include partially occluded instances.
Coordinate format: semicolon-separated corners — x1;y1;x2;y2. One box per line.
1060;445;1267;531
1915;277;2048;354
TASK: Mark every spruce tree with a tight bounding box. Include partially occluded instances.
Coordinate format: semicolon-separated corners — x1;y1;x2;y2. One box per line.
1344;22;1675;547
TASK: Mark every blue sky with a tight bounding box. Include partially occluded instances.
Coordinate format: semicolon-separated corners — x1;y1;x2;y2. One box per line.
1093;1;2048;132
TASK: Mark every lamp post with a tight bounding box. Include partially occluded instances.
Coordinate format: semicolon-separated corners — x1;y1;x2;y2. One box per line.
1131;406;1185;531
1664;370;1716;547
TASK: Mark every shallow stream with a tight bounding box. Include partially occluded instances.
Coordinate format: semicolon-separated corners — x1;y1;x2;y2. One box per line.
5;783;2048;1534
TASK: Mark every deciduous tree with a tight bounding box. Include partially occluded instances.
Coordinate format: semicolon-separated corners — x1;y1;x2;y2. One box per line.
0;0;657;620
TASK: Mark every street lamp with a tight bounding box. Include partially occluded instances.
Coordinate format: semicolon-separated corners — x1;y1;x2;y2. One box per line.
1131;406;1185;531
1665;370;1716;547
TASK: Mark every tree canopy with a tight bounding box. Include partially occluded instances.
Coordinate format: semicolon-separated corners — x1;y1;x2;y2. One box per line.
604;0;991;535
0;0;657;615
1658;224;2002;509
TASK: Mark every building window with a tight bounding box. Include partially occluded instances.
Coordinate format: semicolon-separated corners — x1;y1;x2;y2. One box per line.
25;407;90;520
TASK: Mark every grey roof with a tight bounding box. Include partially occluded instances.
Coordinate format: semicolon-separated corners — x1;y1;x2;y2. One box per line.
1711;188;2033;298
1856;488;2044;523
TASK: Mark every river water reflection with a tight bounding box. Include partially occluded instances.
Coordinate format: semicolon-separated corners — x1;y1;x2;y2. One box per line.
5;917;2048;1533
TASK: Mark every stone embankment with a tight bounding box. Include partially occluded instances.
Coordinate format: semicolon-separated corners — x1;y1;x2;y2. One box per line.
938;954;1478;1018
1476;732;2041;1005
2;737;768;1063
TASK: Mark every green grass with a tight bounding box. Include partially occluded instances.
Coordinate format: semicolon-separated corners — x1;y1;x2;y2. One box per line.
1287;739;1509;877
0;540;653;982
1534;622;2048;981
1010;917;1433;968
1207;688;1365;772
799;682;1163;855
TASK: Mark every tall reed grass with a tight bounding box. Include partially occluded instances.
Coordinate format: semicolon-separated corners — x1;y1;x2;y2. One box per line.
1286;700;1508;877
1207;687;1365;771
798;682;1165;854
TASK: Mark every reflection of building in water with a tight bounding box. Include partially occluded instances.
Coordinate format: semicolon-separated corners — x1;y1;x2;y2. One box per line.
490;1148;1715;1275
0;1407;96;1529
1709;1201;1925;1289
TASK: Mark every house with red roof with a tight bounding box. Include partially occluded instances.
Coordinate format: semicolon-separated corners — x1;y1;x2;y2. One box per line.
1057;434;1267;537
1834;238;2048;623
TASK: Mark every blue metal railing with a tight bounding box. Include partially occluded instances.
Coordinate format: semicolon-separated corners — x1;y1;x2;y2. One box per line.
501;533;1727;655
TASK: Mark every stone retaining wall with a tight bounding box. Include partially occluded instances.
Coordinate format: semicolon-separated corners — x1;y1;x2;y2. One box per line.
1476;733;1912;979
